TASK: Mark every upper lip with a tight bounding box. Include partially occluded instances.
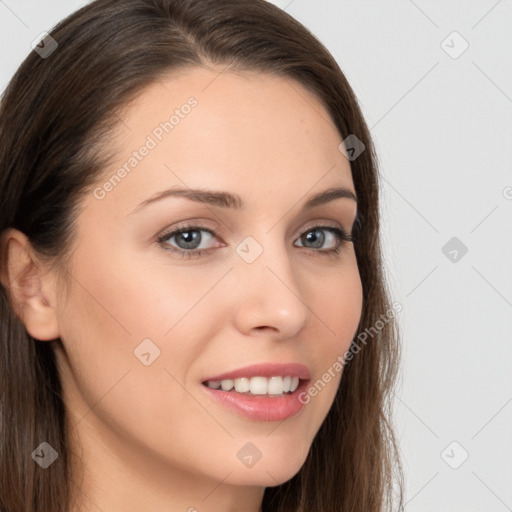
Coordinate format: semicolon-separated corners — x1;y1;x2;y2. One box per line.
202;363;311;383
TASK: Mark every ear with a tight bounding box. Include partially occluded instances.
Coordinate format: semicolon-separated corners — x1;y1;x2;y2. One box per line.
0;228;61;341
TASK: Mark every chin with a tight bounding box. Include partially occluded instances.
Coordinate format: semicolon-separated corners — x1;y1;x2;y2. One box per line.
226;447;309;487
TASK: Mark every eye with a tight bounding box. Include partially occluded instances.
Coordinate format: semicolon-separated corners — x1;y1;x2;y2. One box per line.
294;225;354;256
156;223;354;260
157;223;219;259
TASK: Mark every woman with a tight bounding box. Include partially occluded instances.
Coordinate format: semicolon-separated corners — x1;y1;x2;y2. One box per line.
0;0;404;510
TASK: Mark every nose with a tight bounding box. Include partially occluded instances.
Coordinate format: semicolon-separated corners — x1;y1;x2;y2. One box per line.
228;238;311;341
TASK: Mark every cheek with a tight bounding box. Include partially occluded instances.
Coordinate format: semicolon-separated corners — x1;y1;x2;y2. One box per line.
56;248;213;456
303;257;362;402
58;243;226;406
315;256;363;351
67;240;208;341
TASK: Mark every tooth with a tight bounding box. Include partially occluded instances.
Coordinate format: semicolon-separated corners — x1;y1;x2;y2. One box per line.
234;377;250;392
210;375;301;394
220;379;234;391
249;376;268;395
267;376;284;395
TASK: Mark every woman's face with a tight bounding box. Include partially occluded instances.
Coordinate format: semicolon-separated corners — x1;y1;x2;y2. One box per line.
50;67;363;503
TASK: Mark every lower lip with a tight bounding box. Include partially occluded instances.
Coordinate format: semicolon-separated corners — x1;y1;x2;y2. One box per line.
201;380;309;422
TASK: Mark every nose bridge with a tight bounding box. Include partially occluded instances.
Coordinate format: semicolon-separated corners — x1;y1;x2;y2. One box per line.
229;230;310;337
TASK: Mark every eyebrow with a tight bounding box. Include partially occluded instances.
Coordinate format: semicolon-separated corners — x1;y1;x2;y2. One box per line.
129;185;357;215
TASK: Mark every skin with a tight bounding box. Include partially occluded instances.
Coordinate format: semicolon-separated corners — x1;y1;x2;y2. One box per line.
1;67;363;512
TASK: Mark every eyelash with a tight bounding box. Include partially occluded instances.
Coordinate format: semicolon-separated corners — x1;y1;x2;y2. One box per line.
156;222;355;260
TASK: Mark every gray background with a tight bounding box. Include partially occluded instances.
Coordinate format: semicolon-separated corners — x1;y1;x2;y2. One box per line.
1;1;511;510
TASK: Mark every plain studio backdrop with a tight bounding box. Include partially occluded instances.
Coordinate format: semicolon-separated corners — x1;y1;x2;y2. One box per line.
1;1;511;511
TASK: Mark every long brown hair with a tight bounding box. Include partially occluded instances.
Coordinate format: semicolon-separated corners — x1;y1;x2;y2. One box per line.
0;1;404;510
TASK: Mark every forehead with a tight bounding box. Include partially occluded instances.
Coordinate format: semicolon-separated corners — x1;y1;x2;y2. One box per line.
94;66;354;213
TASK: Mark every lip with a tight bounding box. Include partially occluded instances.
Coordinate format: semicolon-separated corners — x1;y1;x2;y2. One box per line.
201;362;311;382
201;363;311;422
201;378;310;422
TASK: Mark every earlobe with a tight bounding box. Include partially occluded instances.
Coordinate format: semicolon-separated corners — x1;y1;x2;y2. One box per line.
0;228;61;341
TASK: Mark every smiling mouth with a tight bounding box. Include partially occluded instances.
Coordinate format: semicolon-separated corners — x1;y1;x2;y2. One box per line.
202;375;302;397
